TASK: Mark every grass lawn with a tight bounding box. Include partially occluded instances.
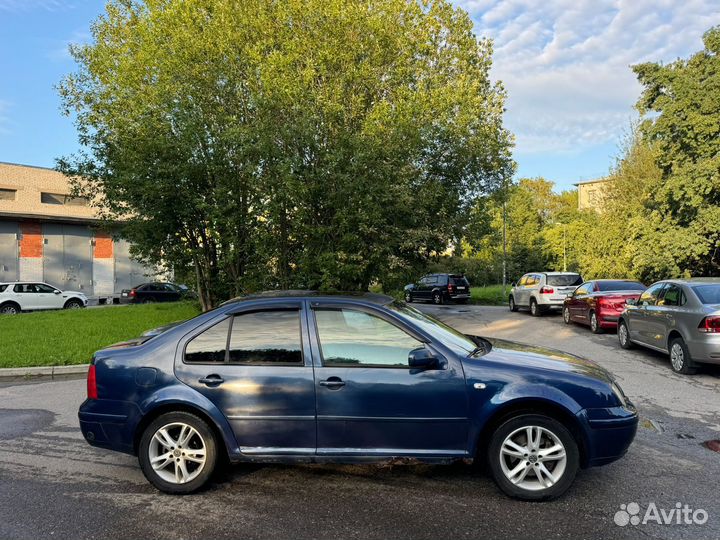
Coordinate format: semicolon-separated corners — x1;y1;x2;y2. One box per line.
470;284;509;306
0;302;201;368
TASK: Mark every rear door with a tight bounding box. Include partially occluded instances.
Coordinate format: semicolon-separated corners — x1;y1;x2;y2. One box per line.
310;303;469;456
650;284;684;350
175;302;316;454
630;283;666;346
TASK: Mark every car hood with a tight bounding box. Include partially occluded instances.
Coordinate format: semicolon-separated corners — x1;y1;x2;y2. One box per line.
478;337;613;383
63;290;86;297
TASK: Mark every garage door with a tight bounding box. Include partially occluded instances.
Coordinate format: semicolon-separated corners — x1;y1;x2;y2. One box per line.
0;221;18;282
114;239;154;293
43;224;94;295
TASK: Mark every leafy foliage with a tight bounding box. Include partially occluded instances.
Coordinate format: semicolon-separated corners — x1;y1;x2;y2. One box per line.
57;0;513;308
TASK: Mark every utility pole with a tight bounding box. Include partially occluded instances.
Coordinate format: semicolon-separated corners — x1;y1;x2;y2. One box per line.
502;181;508;297
563;224;567;272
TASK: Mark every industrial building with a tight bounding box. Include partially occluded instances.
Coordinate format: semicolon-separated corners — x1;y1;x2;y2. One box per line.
0;161;156;302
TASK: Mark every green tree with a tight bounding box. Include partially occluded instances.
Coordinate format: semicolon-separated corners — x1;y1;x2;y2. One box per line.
58;0;513;309
632;26;720;278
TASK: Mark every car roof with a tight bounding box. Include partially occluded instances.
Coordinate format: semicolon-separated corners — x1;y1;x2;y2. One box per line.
541;272;581;275
658;278;720;285
221;290;394;306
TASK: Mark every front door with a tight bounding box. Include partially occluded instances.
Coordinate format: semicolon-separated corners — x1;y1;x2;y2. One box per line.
310;304;469;457
175;303;316;454
631;283;666;346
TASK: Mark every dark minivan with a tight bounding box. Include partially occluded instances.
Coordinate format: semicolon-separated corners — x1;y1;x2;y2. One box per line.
404;273;471;304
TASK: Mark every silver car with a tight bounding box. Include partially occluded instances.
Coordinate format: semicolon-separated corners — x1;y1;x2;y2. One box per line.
618;279;720;374
509;272;583;316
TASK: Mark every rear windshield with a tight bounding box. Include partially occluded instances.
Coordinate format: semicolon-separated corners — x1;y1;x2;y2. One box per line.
596;281;646;292
692;284;720;304
546;274;582;286
450;276;469;286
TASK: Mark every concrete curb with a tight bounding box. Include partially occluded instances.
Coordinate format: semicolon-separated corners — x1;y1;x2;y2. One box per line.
0;364;89;381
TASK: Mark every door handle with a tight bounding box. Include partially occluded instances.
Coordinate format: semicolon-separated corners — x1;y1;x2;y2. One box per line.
199;374;225;386
319;378;345;389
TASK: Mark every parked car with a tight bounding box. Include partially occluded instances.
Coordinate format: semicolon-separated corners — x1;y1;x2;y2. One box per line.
0;282;87;314
618;279;720;374
121;282;193;304
562;280;646;333
79;291;637;501
404;273;471;304
509;272;583;316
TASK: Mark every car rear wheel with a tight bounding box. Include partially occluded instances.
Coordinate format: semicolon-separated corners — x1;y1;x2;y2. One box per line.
433;292;443;305
530;298;541;317
488;414;579;501
139;411;218;494
669;337;698;375
0;302;20;315
589;311;603;334
404;291;412;303
64;299;83;309
562;306;571;324
509;296;518;312
618;320;633;349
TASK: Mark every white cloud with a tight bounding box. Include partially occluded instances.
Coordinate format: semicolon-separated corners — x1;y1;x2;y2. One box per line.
454;0;720;157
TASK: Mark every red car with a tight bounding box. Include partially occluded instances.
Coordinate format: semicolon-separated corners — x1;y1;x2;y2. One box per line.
563;280;646;333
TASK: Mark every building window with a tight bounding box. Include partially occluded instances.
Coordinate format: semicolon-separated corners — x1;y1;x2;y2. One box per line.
0;188;16;201
41;192;89;206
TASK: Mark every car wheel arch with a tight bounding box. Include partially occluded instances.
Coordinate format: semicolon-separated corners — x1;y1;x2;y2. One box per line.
133;400;233;462
63;297;84;308
0;301;20;312
667;329;684;352
473;397;589;468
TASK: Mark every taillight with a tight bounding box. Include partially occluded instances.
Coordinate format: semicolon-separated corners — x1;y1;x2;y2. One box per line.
87;364;98;399
129;289;136;298
698;316;720;333
448;284;455;293
540;286;554;294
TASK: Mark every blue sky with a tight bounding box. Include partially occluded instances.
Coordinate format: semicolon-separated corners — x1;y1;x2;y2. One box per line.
1;1;719;190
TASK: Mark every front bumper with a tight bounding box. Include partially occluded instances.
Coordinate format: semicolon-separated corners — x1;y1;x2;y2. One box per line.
578;405;638;467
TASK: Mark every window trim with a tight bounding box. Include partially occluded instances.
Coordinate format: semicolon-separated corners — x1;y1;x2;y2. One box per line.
311;304;428;369
182;307;307;367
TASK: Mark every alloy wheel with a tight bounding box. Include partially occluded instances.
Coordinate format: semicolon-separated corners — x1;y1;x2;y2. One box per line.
590;313;598;332
619;323;629;346
1;305;18;315
404;292;412;303
563;307;570;324
148;422;207;484
499;425;567;491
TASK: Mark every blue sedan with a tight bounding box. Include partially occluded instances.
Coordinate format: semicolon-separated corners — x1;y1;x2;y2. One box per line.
78;292;638;500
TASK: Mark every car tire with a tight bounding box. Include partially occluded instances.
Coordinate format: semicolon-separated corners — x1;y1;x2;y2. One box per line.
433;292;443;305
589;311;603;334
618;320;633;349
404;291;412;303
64;299;83;310
488;414;579;501
142;298;155;304
562;306;572;324
509;296;518;312
0;302;20;315
669;337;698;375
138;411;218;494
530;298;541;317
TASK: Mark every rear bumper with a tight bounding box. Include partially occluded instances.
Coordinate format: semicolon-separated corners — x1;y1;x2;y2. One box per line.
686;334;720;364
78;399;141;455
578;405;638;467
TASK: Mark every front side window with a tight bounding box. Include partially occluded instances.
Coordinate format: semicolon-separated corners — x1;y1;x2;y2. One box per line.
315;308;423;367
228;310;303;365
574;283;592;296
639;283;665;306
36;284;57;293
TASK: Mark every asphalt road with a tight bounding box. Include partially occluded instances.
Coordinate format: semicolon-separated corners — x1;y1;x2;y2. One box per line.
1;304;718;540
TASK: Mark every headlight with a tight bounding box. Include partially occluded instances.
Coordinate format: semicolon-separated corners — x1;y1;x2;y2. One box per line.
611;382;628;408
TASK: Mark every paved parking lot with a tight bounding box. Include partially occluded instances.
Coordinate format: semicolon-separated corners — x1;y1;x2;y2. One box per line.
1;304;718;539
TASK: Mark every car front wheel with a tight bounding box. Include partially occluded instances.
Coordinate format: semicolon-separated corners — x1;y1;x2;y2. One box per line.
618;320;633;349
509;296;518;312
488;414;579;501
404;291;412;303
64;299;83;309
669;337;698;375
138;411;218;494
562;306;571;324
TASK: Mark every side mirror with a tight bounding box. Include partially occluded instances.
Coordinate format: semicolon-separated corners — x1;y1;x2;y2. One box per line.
626;298;637;306
54;290;61;294
408;348;439;369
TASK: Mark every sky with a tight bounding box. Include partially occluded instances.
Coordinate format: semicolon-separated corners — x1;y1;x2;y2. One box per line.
0;1;719;191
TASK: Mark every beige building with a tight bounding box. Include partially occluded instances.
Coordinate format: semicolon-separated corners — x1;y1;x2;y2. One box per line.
575;177;613;211
0;161;154;300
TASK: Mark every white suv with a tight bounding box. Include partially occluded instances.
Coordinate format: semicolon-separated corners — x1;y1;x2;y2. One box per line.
509;272;583;316
0;282;88;314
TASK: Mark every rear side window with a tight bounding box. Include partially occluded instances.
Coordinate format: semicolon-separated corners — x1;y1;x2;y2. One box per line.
692;284;720;305
546;274;583;286
185;318;231;363
228;310;303;365
596;281;646;292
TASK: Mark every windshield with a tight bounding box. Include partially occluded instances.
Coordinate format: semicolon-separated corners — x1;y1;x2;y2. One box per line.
546;274;582;286
596;280;646;292
692;284;720;304
389;301;478;355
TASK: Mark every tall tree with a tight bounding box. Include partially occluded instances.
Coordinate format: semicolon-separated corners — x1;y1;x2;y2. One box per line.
58;0;513;308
